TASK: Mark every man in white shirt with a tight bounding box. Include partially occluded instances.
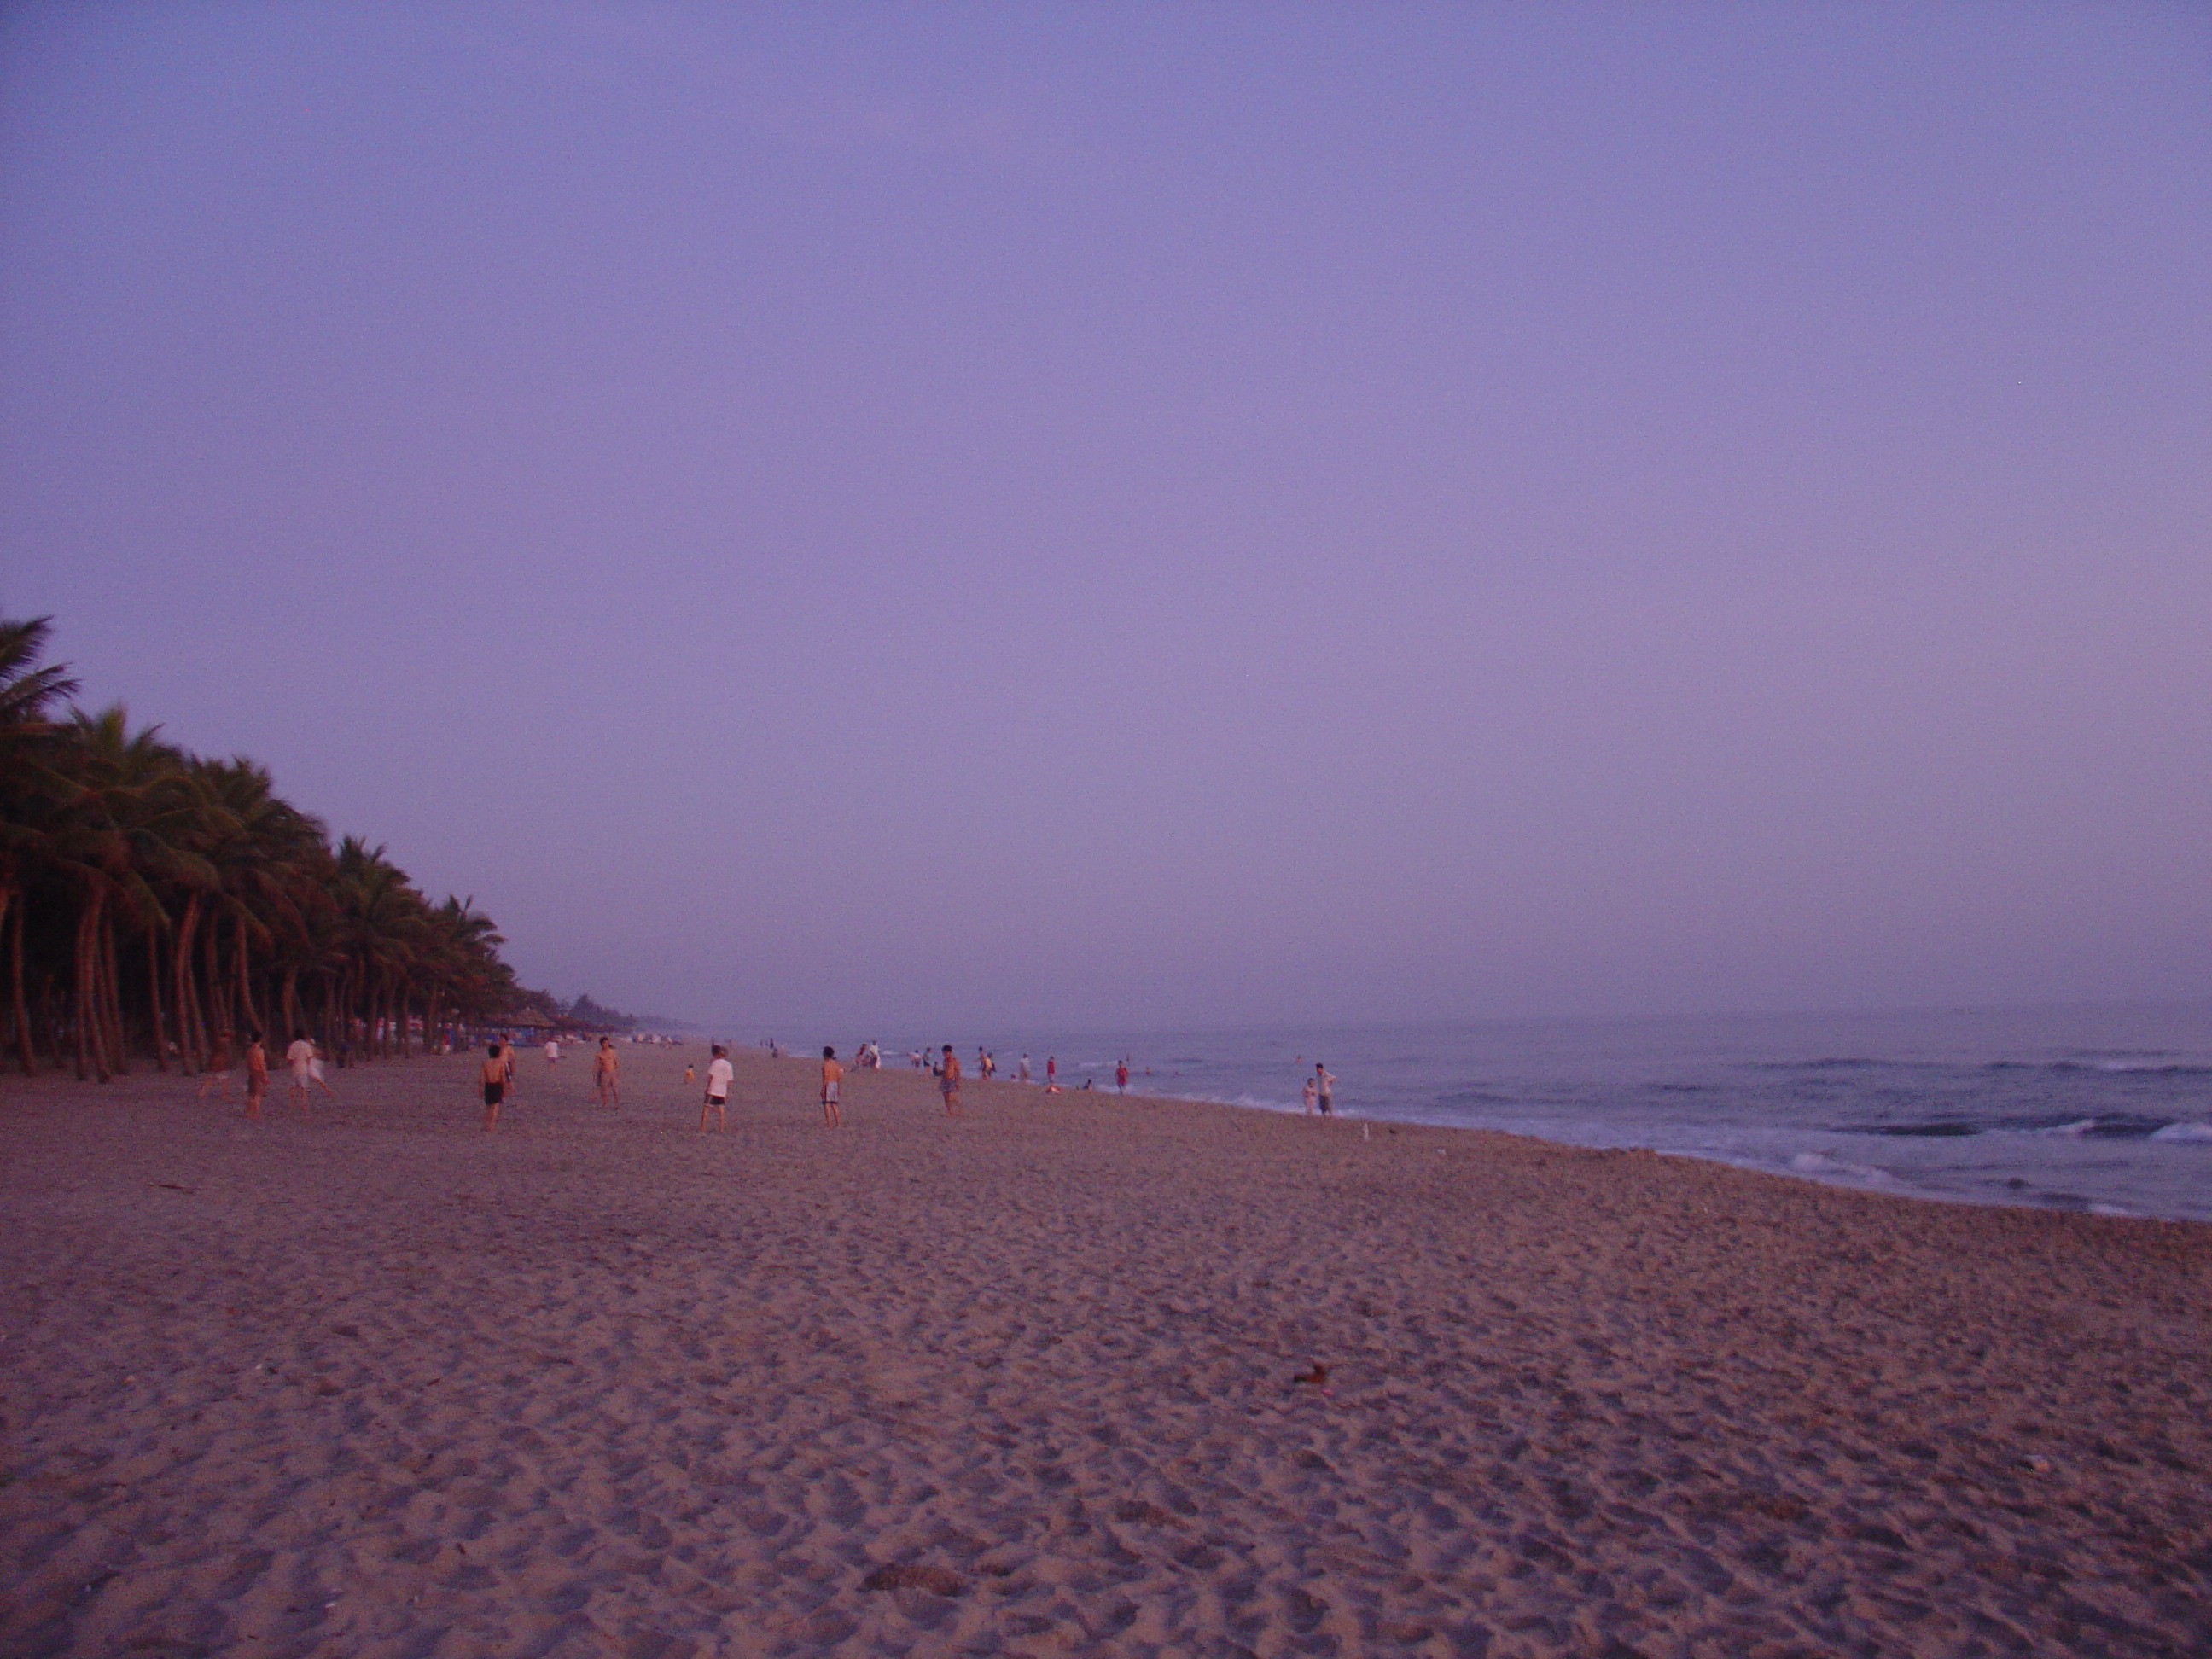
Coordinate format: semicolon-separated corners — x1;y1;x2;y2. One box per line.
284;1031;316;1110
701;1044;734;1132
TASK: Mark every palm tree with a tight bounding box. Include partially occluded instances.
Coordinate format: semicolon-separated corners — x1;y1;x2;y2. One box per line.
0;616;79;1073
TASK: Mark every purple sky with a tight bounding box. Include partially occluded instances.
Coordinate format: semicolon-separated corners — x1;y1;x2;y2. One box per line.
4;4;2208;1030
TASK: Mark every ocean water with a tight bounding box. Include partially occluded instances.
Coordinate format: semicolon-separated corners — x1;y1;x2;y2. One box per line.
855;1004;2212;1224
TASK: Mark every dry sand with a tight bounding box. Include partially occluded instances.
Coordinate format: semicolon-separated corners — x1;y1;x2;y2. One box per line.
2;1044;2207;1658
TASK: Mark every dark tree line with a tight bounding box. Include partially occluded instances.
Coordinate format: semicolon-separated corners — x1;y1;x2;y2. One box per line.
1;615;526;1080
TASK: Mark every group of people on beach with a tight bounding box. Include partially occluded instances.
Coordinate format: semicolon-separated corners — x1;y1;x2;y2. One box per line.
480;1034;622;1127
195;1028;341;1118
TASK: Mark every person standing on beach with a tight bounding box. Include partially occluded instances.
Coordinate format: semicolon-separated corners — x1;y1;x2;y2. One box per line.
284;1030;315;1110
197;1031;235;1100
1115;1057;1130;1094
1314;1062;1336;1116
594;1036;620;1109
1018;1052;1031;1084
480;1043;506;1130
242;1031;268;1119
1045;1054;1058;1092
306;1039;338;1100
820;1045;842;1126
701;1044;731;1131
1301;1075;1317;1115
940;1044;963;1115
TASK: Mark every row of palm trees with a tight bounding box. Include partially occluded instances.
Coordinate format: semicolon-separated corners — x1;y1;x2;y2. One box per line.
2;614;530;1080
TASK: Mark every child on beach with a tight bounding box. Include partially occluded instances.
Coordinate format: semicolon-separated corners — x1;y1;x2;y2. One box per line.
1301;1076;1317;1115
939;1045;962;1115
701;1044;731;1131
480;1043;505;1130
595;1037;620;1109
242;1032;268;1119
820;1045;842;1127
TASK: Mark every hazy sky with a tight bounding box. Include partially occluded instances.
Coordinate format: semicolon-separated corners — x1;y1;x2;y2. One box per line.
3;3;2207;1029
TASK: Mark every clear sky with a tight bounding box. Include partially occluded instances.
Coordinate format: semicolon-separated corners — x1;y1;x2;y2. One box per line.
3;3;2207;1030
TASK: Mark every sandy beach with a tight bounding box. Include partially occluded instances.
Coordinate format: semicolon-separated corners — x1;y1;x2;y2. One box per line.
2;1045;2206;1658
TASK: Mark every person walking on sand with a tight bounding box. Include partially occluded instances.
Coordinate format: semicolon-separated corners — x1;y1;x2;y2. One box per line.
1116;1057;1130;1094
939;1044;963;1115
544;1036;561;1065
594;1036;620;1109
820;1045;843;1127
1301;1075;1317;1115
306;1039;339;1100
1314;1062;1336;1116
701;1044;732;1132
501;1037;518;1097
480;1043;506;1130
198;1030;235;1100
284;1029;316;1111
242;1031;268;1120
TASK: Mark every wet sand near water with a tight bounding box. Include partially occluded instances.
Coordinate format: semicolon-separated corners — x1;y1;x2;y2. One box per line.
3;1044;2208;1657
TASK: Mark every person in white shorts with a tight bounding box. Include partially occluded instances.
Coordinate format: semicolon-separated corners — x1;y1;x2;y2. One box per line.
284;1030;316;1110
820;1045;843;1127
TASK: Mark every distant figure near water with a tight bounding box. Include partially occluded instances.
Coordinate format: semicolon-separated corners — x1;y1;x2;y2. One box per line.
940;1045;963;1115
821;1045;842;1127
1314;1062;1335;1116
1301;1075;1317;1115
595;1037;620;1109
1115;1057;1129;1094
1018;1052;1031;1084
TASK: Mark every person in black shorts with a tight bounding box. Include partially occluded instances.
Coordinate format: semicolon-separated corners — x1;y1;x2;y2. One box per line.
480;1043;506;1130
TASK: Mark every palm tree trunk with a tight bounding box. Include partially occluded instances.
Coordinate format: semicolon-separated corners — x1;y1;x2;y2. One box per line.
73;893;104;1082
7;889;34;1075
234;915;259;1038
100;909;130;1075
146;927;170;1072
172;894;202;1072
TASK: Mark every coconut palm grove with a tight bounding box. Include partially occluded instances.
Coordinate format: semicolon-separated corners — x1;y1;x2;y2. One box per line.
0;614;555;1080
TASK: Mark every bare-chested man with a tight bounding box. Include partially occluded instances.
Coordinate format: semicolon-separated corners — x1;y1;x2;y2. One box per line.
820;1045;842;1127
242;1031;268;1119
480;1043;506;1130
594;1036;620;1109
939;1044;962;1116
